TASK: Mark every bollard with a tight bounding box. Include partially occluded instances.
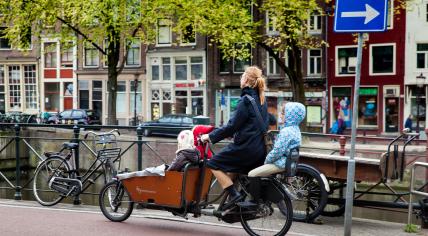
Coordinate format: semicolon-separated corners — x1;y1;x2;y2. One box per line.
73;125;81;205
136;125;143;171
339;136;347;156
14;124;21;200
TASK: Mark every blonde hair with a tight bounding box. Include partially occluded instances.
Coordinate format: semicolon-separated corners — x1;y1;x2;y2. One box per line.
176;130;195;153
245;66;266;105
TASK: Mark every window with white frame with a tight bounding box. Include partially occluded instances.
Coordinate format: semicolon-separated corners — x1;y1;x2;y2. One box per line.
191;57;203;80
308;49;322;75
116;81;126;113
267;55;280;75
84;43;99;67
309;12;322;32
125;39;141;66
79;80;89;109
24;65;37;109
44;42;57;68
9;65;21;109
0;65;5;113
151;57;160;80
175;57;187;80
157;19;171;45
162;57;171;80
151;89;172;120
417;43;428;69
61;42;73;68
0;27;11;49
266;12;278;35
371;44;394;74
337;46;357;75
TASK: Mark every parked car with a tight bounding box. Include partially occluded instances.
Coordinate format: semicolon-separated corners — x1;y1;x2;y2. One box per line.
47;109;101;125
141;114;195;137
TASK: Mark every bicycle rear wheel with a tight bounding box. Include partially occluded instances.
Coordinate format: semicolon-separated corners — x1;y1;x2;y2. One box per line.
99;180;134;222
33;156;70;206
240;194;293;236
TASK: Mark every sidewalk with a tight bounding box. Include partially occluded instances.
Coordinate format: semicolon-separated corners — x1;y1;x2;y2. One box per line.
0;199;426;236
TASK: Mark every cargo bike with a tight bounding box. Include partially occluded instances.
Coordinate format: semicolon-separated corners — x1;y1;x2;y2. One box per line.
99;142;299;236
290;129;428;223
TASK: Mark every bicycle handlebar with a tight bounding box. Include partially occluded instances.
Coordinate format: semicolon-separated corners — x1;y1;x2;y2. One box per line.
84;129;120;139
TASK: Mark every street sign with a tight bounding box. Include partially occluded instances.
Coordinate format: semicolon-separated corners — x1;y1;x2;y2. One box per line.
334;0;388;32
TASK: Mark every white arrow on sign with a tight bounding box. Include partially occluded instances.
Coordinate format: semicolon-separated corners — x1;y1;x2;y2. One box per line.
341;4;380;24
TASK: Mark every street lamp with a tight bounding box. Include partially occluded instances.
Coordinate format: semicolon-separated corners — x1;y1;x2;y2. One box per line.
219;78;226;126
133;73;140;126
416;73;426;133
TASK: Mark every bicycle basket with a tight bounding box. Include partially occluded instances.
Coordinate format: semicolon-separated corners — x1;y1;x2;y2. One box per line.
97;148;121;162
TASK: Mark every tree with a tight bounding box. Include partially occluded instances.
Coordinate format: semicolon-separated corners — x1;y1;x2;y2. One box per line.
0;0;191;124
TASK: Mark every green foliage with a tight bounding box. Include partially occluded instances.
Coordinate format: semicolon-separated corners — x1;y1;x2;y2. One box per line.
404;224;420;233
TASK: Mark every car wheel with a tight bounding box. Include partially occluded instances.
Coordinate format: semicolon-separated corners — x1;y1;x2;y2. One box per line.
143;129;151;137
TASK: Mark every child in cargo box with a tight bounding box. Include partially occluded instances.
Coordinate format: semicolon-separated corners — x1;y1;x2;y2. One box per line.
167;130;200;171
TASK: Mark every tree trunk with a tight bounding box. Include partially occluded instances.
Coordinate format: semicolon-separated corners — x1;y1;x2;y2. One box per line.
106;30;121;125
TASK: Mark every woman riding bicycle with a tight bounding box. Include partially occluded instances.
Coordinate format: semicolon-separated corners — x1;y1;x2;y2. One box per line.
201;66;268;209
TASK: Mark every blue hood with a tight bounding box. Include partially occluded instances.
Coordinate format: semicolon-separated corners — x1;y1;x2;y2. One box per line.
284;102;306;127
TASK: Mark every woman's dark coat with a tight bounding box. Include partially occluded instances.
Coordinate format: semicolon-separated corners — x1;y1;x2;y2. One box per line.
207;87;268;173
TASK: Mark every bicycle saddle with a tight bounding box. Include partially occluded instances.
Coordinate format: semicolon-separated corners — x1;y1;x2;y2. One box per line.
62;142;78;150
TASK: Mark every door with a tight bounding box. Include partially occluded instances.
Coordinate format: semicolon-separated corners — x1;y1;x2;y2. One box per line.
64;97;73;110
385;97;399;132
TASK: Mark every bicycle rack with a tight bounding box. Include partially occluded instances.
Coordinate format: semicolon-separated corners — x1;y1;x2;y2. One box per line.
407;162;428;226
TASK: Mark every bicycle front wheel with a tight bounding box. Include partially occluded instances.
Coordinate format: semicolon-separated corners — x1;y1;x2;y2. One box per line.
240;194;293;236
33;156;70;206
99;180;134;222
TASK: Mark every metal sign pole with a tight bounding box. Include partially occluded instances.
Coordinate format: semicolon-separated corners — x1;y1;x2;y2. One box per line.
344;32;364;236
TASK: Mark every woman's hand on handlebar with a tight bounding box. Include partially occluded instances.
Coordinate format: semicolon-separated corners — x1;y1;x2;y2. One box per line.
200;134;211;143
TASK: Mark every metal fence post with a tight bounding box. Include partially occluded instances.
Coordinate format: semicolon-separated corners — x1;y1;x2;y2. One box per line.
339;136;346;156
137;125;143;171
14;124;21;200
73;125;81;205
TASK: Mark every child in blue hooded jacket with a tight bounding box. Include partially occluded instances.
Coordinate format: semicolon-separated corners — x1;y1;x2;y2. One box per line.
248;102;306;177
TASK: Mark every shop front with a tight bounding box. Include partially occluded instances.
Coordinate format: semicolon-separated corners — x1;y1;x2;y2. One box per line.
147;51;206;121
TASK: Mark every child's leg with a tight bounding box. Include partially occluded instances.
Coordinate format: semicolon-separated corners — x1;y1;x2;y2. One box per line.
248;164;284;177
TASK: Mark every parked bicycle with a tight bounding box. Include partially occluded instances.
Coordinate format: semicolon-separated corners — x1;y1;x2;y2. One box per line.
98;141;295;236
33;129;122;206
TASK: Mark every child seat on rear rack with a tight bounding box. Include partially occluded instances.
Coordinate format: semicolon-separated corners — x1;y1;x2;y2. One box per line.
121;163;212;208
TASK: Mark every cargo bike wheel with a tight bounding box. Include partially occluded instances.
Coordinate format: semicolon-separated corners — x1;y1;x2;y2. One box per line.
99;180;134;222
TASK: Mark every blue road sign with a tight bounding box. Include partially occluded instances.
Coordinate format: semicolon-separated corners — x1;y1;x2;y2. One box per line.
334;0;388;32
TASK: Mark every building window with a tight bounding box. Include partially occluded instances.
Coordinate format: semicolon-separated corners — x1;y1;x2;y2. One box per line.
24;65;37;109
92;80;103;118
151;89;172;120
191;57;203;80
331;87;352;128
157;19;171;45
151;57;160;80
44;42;57;68
84;43;99;67
308;49;321;75
9;66;21;110
417;43;428;69
0;66;5;113
371;44;394;74
337;46;357;75
266;12;279;36
0;27;11;49
309;13;322;32
45;83;60;112
79;80;89;109
233;45;251;73
61;42;73;68
358;87;378;126
267;55;280;75
181;25;196;45
191;90;203;115
116;81;126;113
219;50;230;74
162;57;171;80
426;4;428;22
175;57;187;80
125;39;141;66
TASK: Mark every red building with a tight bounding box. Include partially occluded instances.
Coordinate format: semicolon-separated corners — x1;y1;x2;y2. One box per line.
327;0;405;135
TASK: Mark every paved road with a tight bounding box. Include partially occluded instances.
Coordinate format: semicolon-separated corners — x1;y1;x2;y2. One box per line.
0;200;427;236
